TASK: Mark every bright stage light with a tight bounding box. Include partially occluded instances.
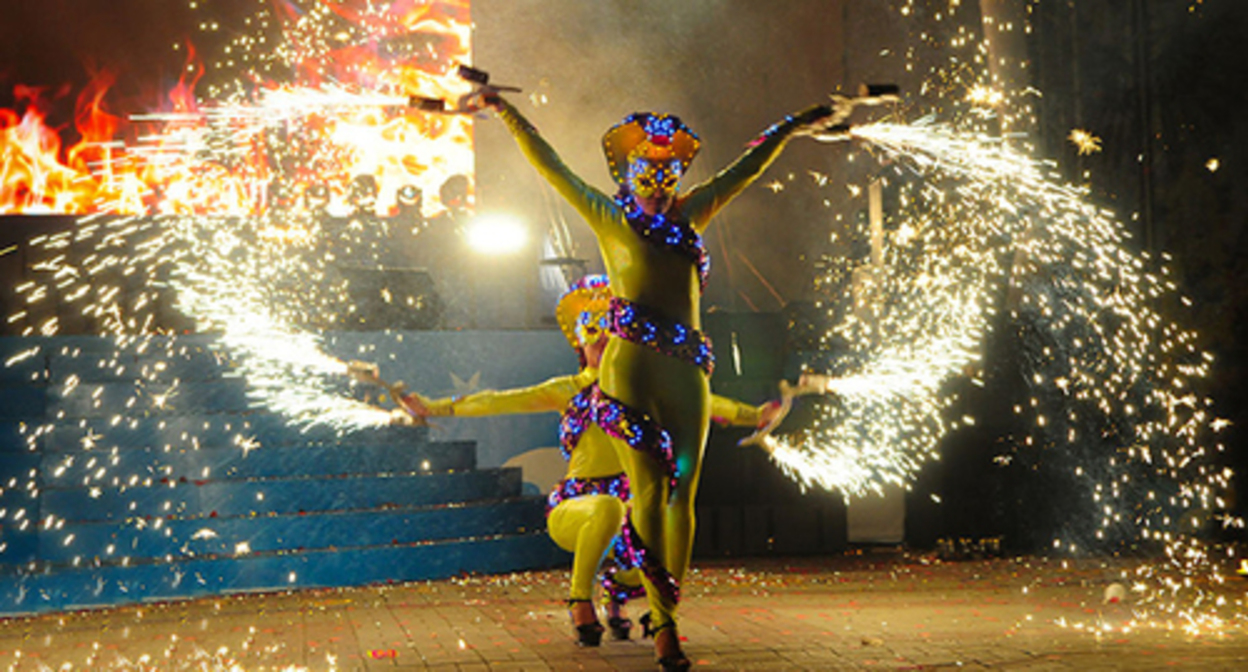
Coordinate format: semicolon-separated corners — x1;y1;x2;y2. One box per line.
465;213;528;254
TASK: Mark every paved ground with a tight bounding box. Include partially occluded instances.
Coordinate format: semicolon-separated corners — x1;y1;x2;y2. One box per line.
1;552;1246;670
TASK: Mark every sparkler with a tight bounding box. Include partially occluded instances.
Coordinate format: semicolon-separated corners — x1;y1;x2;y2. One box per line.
167;220;392;433
0;0;1238;634
1;1;474;574
749;0;1241;633
772;115;1236;628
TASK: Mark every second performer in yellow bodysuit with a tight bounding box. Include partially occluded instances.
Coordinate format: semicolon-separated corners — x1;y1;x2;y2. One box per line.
398;276;777;648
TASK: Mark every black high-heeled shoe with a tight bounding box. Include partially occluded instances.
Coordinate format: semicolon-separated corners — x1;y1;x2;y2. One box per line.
640;614;690;671
656;654;692;672
607;613;632;641
567;599;605;647
603;595;632;640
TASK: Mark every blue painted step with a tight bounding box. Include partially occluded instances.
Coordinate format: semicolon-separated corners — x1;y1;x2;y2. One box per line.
2;335;230;386
3;415;428;452
0;332;568;618
2;334;221;359
0;388;45;420
44;342;237;384
0;530;569;615
46;380;253;418
36;497;546;562
39;440;476;485
41;467;523;523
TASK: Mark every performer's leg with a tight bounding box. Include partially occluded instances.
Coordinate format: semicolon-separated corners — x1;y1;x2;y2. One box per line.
610;567;644;592
639;399;709;666
601;562;645;640
660;410;711;613
611;440;671;621
600;343;710;665
547;495;627;601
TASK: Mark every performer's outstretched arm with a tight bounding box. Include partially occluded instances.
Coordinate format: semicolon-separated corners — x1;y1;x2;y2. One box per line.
682;104;833;232
405;368;595;417
493;97;619;235
710;394;778;428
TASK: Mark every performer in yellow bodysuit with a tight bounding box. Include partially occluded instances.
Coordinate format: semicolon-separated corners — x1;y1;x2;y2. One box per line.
398;275;777;648
477;92;836;669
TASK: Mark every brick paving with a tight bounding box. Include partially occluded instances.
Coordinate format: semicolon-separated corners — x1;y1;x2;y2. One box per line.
1;553;1246;670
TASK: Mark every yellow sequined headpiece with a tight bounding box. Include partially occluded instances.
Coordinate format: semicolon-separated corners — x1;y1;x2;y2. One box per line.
556;275;612;349
602;113;700;188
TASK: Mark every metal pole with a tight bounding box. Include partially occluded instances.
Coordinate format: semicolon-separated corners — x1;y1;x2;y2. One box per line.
1131;0;1157;252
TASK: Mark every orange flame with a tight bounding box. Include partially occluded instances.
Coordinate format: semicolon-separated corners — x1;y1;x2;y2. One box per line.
1;86;94;214
0;2;473;218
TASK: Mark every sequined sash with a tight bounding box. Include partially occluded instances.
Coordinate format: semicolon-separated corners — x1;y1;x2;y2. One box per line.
587;384;679;494
607;297;714;376
615;191;710;292
545;473;631;516
612;513;680;606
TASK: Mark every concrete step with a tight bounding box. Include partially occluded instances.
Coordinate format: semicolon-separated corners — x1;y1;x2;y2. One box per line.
0;528;569;615
45;379;254;418
3;415;434;452
40;467;523;523
38;439;476;486
36;496;547;563
43;339;237;384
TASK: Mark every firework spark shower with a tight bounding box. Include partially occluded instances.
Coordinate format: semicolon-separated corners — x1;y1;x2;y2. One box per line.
0;0;1243;637
758;115;1236;629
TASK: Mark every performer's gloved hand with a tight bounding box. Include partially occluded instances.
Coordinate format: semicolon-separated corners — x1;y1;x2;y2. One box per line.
346;360;382;384
793;100;851;137
398;392;434;418
827;95;857;126
757;400;784;429
458;86;503;113
795;372;835;396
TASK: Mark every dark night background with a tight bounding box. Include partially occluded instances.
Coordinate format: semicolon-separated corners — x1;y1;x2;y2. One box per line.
2;0;1246;554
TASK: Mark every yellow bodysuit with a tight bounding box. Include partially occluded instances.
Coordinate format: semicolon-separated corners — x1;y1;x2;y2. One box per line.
421;367;766;604
495;97;827;627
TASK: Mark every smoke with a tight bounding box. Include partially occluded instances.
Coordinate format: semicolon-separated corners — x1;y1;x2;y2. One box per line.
473;0;854;307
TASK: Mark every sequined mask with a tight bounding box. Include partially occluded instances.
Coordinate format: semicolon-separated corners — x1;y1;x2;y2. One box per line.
575;306;610;348
626;157;683;198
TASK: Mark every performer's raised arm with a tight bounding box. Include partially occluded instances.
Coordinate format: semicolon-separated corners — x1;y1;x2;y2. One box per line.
490;96;619;235
682;104;834;232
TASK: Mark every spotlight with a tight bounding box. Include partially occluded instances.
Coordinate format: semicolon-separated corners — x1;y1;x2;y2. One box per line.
396;184;424;224
397;184;422;208
465;213;527;255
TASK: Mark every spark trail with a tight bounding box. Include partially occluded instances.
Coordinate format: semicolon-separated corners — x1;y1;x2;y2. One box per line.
770;117;1236;629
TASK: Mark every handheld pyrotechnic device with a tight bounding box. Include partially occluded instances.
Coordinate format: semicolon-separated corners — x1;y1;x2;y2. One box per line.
346;360;425;425
856;83;901;102
410;64;521;114
806;83;901;141
739;373;834;451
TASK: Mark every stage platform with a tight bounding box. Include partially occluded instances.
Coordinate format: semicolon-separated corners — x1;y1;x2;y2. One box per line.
1;552;1244;671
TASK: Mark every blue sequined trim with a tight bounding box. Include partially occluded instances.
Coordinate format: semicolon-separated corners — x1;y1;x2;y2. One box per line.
545;473;631;516
607;297;714;376
588;384;679;495
613;513;680;605
601;561;646;604
558;386;595;461
614;189;710;292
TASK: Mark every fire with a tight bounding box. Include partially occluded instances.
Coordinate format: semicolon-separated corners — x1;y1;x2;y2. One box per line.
0;0;474;218
1;86;100;214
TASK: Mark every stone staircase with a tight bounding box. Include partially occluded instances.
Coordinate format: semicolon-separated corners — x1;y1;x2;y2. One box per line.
0;334;565;615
